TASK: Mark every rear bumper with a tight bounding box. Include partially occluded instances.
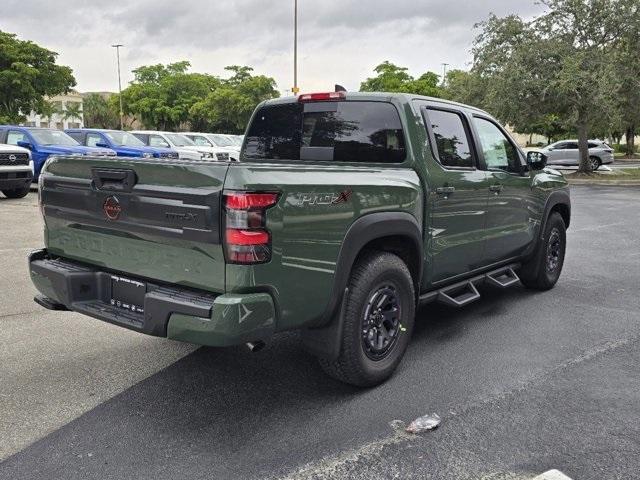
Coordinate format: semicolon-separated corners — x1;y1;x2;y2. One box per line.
28;250;275;347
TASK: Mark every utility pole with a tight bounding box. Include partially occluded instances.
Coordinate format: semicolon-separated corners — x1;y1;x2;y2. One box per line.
292;0;299;95
112;44;124;130
441;63;449;87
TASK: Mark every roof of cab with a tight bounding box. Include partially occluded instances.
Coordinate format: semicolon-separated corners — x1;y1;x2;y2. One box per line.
260;91;490;116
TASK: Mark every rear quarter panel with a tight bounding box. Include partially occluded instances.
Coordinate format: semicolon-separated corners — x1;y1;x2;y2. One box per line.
223;162;422;331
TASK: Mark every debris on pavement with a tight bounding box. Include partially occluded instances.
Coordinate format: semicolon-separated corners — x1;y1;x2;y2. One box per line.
405;413;441;433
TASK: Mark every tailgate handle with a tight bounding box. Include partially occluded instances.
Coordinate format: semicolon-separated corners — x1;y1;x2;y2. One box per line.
92;168;137;192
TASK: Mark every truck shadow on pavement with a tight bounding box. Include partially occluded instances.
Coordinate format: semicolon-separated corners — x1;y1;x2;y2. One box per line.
1;284;538;480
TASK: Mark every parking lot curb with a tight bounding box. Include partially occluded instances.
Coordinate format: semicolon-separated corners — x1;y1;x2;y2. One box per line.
565;179;640;186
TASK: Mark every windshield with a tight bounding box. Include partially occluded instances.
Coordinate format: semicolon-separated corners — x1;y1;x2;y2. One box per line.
166;133;196;147
29;129;79;146
244;101;406;163
229;135;243;146
105;131;145;147
207;134;235;147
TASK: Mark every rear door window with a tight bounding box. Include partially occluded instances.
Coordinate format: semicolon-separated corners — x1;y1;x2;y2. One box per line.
424;109;474;168
244;101;406;163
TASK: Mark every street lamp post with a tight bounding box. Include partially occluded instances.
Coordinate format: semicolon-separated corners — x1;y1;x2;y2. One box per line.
292;0;299;95
441;63;449;87
111;44;124;130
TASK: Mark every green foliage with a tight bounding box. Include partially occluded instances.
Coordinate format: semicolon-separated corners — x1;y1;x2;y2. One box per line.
360;61;443;97
83;93;120;129
0;30;76;124
62;102;82;122
189;66;279;133
120;62;278;133
471;0;639;172
442;69;489;109
121;62;220;130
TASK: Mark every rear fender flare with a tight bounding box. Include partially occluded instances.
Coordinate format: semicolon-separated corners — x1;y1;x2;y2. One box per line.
301;211;423;359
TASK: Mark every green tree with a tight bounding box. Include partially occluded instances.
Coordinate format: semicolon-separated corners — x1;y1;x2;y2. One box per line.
62;101;82;125
38;100;60;128
82;93;120;129
472;1;636;172
189;66;279;133
360;61;443;97
120;62;219;130
612;26;640;155
442;69;489;109
0;30;75;124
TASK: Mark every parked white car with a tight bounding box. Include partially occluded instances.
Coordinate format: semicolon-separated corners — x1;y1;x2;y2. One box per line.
541;139;614;170
0;143;33;198
183;132;240;161
130;131;230;161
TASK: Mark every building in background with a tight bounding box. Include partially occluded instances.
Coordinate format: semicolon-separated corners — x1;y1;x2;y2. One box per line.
22;90;84;129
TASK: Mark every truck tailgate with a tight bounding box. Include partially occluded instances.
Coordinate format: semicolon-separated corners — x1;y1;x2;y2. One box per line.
40;156;229;293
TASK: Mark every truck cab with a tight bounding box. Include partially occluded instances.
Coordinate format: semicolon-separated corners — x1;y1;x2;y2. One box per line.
0;126;116;180
29;92;570;387
65;129;179;160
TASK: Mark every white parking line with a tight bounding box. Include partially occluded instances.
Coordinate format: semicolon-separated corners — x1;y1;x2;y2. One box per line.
532;469;573;480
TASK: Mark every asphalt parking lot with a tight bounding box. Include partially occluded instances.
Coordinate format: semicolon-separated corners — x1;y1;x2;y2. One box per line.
1;185;639;480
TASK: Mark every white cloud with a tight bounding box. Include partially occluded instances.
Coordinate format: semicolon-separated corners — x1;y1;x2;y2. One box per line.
1;0;545;93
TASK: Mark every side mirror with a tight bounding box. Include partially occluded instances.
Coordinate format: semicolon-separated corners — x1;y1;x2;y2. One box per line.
546;146;554;151
527;151;547;170
95;142;110;148
17;140;33;150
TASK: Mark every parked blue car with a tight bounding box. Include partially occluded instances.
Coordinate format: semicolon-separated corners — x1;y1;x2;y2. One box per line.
65;128;179;159
0;126;116;180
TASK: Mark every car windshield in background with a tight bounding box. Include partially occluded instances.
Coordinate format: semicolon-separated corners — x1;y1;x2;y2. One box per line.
29;129;78;146
166;134;196;147
208;134;234;147
244;101;406;163
228;135;243;146
105;131;145;147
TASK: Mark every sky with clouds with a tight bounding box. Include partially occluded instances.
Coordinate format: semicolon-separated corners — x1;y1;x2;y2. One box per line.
2;0;544;95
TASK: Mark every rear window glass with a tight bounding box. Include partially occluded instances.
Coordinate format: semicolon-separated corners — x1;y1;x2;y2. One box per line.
244;101;406;163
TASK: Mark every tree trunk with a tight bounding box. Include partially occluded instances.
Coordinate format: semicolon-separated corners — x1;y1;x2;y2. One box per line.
626;125;636;156
577;120;591;173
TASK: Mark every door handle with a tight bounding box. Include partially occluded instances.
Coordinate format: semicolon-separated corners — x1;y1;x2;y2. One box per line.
489;184;503;193
436;186;455;195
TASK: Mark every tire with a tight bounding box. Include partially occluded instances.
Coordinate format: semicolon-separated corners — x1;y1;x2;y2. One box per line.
318;251;416;387
589;156;601;171
2;185;30;199
520;212;566;291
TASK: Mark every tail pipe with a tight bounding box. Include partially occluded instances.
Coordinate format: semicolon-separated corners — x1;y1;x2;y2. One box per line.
246;341;266;353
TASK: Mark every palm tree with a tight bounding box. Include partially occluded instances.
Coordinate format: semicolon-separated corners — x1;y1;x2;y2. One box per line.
62;102;83;127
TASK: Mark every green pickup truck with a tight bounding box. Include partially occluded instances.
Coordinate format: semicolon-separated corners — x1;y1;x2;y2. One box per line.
29;92;570;386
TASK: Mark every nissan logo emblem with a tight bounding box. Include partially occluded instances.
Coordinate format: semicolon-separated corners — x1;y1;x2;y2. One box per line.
8;154;16;162
103;196;122;220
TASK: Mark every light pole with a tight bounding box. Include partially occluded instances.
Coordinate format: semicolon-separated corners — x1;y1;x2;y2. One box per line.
111;44;124;130
441;63;449;87
292;0;299;95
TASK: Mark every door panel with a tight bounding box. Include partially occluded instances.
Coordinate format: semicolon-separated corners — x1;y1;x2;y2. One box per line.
421;106;490;284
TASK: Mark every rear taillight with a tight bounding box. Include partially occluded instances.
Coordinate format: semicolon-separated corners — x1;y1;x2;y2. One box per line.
298;92;346;102
223;192;278;264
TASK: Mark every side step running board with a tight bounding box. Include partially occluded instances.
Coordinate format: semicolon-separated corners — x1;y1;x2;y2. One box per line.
419;263;521;308
485;267;520;289
438;281;481;308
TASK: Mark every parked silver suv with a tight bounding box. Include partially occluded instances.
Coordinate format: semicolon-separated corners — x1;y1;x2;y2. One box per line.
542;140;614;170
